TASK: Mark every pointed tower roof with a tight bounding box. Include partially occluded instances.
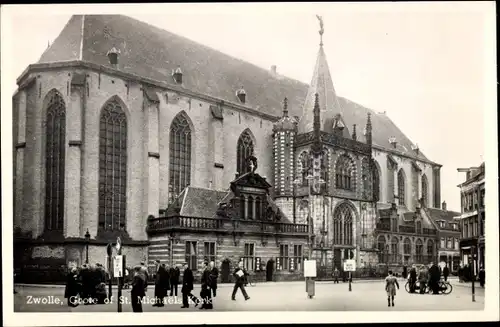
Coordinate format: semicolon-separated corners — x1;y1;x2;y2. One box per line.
297;18;349;137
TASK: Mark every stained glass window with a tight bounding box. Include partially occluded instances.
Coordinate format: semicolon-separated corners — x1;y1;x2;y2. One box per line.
98;99;127;231
237;130;254;175
332;203;354;245
415;239;423;262
44;90;66;232
397;169;406;205
169;112;192;204
298;151;310;185
391;237;399;263
372;163;380;202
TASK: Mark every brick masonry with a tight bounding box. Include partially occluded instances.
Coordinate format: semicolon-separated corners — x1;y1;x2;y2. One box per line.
13;66;442;276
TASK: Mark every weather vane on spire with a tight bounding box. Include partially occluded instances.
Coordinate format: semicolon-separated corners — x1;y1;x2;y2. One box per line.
316;15;324;46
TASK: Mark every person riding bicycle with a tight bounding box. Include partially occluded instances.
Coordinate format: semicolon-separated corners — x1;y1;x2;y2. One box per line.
418;266;428;294
408;265;417;293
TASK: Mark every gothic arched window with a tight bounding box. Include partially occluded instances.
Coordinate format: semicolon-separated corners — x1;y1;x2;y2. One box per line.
333;203;354;245
416;239;423;262
421;174;429;207
372;162;380;202
298;151;310;185
237;130;254;175
44;90;66;232
335;155;353;190
99;98;127;231
397;169;406;205
391;237;399;263
169;112;192;204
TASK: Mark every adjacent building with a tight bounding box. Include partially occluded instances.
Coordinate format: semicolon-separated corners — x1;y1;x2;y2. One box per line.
13;15;446;282
455;163;485;275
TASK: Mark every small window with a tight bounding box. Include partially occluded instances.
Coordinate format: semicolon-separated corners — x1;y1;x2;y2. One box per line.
242;243;255;271
279;244;289;271
203;242;216;264
185;241;197;270
293;245;303;271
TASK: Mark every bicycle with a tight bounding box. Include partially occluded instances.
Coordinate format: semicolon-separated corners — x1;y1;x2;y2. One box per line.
405;280;452;295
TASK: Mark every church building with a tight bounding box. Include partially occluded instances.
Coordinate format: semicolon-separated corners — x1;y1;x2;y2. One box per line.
13;15;450;282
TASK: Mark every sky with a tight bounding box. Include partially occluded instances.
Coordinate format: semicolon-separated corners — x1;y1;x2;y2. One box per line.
1;3;495;212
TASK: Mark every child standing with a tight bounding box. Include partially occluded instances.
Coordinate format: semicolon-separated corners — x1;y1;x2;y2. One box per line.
385;270;400;307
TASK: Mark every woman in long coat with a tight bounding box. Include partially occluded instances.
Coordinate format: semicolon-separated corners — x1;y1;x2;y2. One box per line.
385;270;400;307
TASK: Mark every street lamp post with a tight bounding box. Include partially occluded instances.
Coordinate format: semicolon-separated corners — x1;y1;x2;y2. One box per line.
84;229;91;264
385;244;390;275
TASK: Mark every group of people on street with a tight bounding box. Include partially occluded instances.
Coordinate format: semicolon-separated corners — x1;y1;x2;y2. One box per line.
63;263;109;306
406;262;444;294
457;264;485;287
64;259;252;312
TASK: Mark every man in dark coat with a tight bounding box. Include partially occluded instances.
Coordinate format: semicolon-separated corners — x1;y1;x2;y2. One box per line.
402;266;408;280
409;265;417;293
64;267;80;307
131;266;146;312
153;261;170;307
209;261;219;298
442;264;450;282
181;262;199;308
428;262;440;294
232;261;250;301
170;264;180;297
79;265;93;304
199;262;213;309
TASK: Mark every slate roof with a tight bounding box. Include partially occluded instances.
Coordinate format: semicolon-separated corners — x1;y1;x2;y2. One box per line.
178;187;228;218
36;14;431;161
425;208;461;223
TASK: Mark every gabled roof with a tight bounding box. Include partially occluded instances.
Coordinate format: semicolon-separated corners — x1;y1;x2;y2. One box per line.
36;14;430;161
425;208;461;223
179;187;228;218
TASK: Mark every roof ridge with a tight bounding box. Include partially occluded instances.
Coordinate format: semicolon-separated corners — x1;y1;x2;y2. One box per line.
107;15;308;88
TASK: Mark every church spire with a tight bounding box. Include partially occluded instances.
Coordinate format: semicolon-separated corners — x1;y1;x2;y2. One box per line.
311;93;322;154
297;16;347;136
365;112;373;146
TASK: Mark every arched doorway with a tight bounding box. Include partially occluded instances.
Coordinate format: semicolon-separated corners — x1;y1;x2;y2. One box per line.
266;259;274;281
220;259;231;283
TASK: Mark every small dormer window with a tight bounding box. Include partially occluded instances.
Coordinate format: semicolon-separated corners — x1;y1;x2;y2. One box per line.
172;66;183;84
106;47;121;67
388;137;397;148
411;143;420;155
236;87;246;103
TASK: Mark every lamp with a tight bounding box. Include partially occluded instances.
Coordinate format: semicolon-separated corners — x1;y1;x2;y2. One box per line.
84;229;91;264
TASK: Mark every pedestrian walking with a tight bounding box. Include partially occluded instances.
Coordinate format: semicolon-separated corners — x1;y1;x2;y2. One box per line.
209;261;219;298
64;267;81;307
332;267;340;284
170;264;180;297
199;262;213;309
478;266;485;288
231;261;250;301
131;265;146;312
458;265;463;283
428;262;440;294
385;270;399;307
443;264;450;282
408;265;417;293
181;262;199;308
153;260;169;307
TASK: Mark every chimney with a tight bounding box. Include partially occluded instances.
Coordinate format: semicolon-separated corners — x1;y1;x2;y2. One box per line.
442;201;447;211
271;65;277;75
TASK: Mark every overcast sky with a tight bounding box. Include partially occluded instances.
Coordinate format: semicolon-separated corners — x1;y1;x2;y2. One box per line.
2;3;495;211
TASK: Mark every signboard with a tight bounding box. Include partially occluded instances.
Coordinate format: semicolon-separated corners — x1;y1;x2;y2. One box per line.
304;259;317;277
114;255;123;277
343;259;356;272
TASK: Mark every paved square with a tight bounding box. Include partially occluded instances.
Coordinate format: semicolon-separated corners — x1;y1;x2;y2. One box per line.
14;278;484;312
